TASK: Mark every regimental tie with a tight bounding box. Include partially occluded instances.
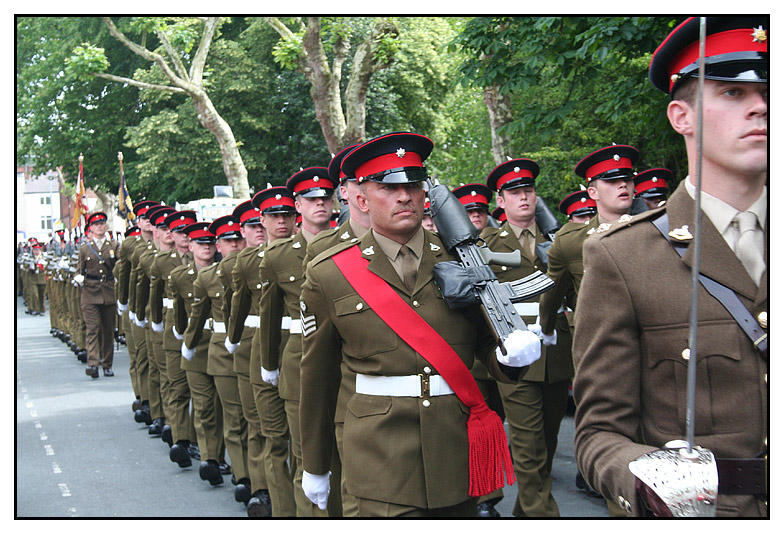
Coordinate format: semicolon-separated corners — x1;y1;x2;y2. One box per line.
398;245;417;294
734;211;765;286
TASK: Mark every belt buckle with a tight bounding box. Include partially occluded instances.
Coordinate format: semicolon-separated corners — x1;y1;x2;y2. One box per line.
418;373;429;398
100;275;107;282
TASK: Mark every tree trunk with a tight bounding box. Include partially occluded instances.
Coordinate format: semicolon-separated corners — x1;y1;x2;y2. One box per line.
483;85;514;164
191;91;250;199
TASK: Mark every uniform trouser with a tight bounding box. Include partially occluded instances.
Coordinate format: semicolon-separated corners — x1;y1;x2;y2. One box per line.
214;374;249;482
186;369;222;462
285;398;328;517
30;282;46;313
131;322;150;403
356;497;478;517
144;328;164;419
81;301;115;369
149;328;170;421
335;422;359;517
237;373;268;494
497;379;562;517
123;311;140;399
165;344;191;444
253;380;296;516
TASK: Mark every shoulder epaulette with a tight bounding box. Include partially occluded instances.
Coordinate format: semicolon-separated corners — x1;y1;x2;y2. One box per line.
310;239;358;267
266;236;294;252
592;207;666;239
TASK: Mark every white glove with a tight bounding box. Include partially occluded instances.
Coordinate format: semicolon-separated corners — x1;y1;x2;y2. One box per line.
134;316;148;328
172;325;184;340
129;311;137;322
117;301;128;315
151;321;164;333
261;367;279;386
302;470;331;511
527;321;542;338
495;329;541;367
224;337;239;354
73;274;84;286
542;330;557;346
181;343;196;361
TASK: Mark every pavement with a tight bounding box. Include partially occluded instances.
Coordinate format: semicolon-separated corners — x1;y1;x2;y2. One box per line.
15;295;609;518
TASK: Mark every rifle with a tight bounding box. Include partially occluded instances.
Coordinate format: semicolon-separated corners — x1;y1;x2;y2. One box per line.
427;178;554;354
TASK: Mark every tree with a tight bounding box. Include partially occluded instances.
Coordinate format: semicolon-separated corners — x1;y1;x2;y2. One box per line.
67;17;251;198
265;16;400;153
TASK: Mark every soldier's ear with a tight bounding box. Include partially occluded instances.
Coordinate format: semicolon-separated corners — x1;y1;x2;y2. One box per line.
667;99;694;136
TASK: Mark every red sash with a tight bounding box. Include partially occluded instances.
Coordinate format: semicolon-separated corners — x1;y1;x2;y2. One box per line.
332;245;515;496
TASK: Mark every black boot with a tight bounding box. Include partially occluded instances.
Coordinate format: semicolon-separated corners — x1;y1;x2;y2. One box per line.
169;440;192;468
247;489;272;517
199;459;223;486
234;478;252;505
134;401;152;425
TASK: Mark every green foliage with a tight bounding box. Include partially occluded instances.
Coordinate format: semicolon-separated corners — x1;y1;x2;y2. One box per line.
271;29;304;71
66;43;110;79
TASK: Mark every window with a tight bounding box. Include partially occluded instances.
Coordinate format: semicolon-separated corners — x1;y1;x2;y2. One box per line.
40;216;52;230
40;196;52;205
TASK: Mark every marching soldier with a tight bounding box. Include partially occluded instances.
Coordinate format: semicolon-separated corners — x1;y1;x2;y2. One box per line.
134;205;176;435
259;167;336;517
182;215;251;505
634;168;673;210
299;132;540;517
301;145;367;517
170;222;224;487
573;16;768;517
150;211;196;448
75;212;120;378
479;158;562;517
452;183;493;231
559;189;597;224
26;242;47;316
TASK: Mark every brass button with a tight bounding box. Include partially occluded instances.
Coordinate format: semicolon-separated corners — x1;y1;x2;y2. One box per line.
681;348;690;360
423;366;432;374
758;311;767;329
187;292;192;297
422;400;431;408
356;303;363;311
412;300;420;307
501;266;508;271
289;276;296;282
257;283;262;289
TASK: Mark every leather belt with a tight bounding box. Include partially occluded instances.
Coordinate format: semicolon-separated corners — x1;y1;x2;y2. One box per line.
204;318;213;331
85;273;114;282
281;316;292;331
289;319;302;334
244;315;260;328
717;458;767;496
163;298;174;309
211;320;226;334
356;373;454;398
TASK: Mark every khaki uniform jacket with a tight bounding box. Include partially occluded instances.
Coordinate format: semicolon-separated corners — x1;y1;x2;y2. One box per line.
186;262;236;377
133;244;160;320
217;251;242;375
480;221;571;383
299;229;516;509
572;182;768;517
169;262;209;373
116;235;144;306
538;217;600;335
128;239;156;316
76;239;119;305
228;245;266;376
259;231;308;402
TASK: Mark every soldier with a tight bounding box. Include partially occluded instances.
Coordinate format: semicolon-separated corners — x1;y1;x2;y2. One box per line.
125;201;161;424
182;215;252;506
558;189;597;224
134;205;176;435
258;167;337;517
421;196;437;232
170;222;224;487
26;242;47;316
75;212;120;378
150;211;196;448
478;158;562;517
572;16;767;517
450;181;505;517
299;132;540;517
301;145;367;518
634;168;673;210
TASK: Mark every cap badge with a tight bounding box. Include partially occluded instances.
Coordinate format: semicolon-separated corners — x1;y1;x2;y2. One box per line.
340;232;350;240
652;177;658;182
396;148;406;158
596;223;612;233
275;194;282;200
228;221;234;226
668;225;693;241
618;214;633;224
313;176;320;182
471;191;477;196
362;246;375;256
292;241;302;249
613;154;620;161
751;26;767;43
671;73;680;83
580;198;587;203
430;243;440;251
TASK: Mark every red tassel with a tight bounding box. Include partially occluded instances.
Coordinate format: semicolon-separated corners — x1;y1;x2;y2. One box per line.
467;405;516;497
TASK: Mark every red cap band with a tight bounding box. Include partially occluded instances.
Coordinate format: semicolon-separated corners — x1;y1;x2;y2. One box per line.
293;177;333;194
355;152;423;179
214;221;239;237
496;168;535;190
669;28;768;92
189;227;215;240
566;197;597;216
239;207;261;224
586;158;633;181
459;193;489;207
258;195;295;212
169;215;196;230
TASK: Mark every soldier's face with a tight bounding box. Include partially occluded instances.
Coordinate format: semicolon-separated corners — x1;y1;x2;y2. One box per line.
91;220;107;239
241;222;266;247
216;237;245;255
138;217;152;233
569;213;593;224
262;213;296;242
341;180;361;213
421;214;436;232
172;230;190;251
189;240;216;263
358;181;425;242
295;194;333;228
588;178;634;214
497;186;536;225
467;208;488;230
157;226;174;246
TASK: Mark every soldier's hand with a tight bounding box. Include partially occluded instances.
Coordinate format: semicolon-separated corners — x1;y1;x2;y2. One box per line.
151;321;164;333
224;337;239;354
181;343;196;361
302;470;331;511
172;326;184;340
542;330;557;346
72;274;85;287
117;301;128;315
261;367;279;386
495;329;541;367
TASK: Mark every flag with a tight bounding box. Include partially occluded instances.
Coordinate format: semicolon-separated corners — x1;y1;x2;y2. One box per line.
117;152;135;223
72;154;88;228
